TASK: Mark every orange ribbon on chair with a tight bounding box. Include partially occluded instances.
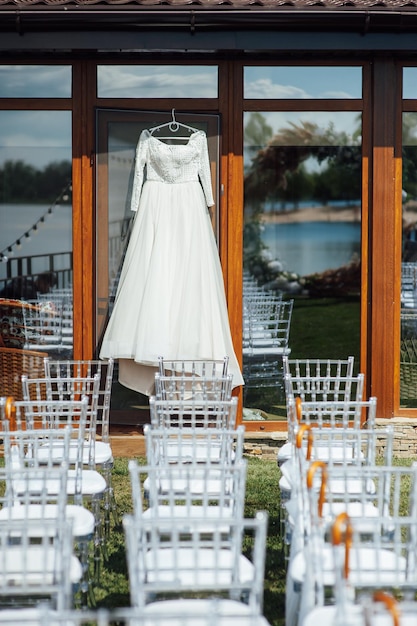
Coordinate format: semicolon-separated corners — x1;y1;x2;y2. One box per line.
5;395;17;431
372;591;400;626
306;460;327;519
296;423;314;460
331;512;353;581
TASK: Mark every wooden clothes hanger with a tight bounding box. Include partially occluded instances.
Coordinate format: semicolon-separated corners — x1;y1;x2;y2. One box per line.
148;109;200;139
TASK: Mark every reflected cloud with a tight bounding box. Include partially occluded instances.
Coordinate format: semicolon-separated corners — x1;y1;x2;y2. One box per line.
245;78;309;99
322;90;356;99
0;66;71;98
98;66;218;98
244;66;362;99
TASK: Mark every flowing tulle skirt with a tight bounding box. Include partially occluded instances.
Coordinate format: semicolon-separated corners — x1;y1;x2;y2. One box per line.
100;179;244;394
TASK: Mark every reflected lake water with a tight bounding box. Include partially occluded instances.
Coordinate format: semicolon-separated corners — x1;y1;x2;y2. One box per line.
261;221;361;277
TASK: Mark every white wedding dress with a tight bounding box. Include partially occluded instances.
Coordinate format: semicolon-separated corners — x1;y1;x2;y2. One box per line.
100;128;244;394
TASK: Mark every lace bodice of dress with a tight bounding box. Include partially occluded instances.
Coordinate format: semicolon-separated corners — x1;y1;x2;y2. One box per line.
130;128;215;211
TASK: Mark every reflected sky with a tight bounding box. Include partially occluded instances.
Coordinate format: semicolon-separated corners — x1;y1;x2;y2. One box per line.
0;66;71;98
403;68;417;99
97;65;218;98
244;66;362;99
0;111;71;167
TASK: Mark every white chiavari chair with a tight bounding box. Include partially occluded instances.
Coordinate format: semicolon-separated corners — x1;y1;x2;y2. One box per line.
0;416;82;611
2;395;105;596
43;358;116;535
129;458;247;531
144;423;245;466
123;511;268;616
278;367;364;467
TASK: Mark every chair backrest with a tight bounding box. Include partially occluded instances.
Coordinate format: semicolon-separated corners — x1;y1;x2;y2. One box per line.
154;372;234;402
284;372;364;405
0;460;68;517
289;393;375;430
1;396;89;503
328;505;417;595
243;294;283;349
21;374;100;468
282;356;355;380
0;346;47;400
158;356;229;378
144;424;245;466
244;299;294;352
149;396;238;430
0;516;75;610
401;261;417;308
22;300;63;350
129;458;248;524
285;385;368;448
2;425;73;471
0;464;70;542
122;510;268;611
44;358;114;441
307;461;417;533
295;419;392;470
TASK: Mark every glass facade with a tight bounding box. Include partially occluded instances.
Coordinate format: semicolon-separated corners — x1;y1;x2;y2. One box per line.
0;110;73;357
244;66;362;99
97;65;218;98
0;66;71;98
243;110;362;418
401;111;417;406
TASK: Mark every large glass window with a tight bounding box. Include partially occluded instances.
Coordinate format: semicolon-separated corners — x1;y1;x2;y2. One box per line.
401;111;417;407
244;66;362;99
97;66;218;98
0;66;71;98
0;110;73;357
403;68;417;100
243;110;362;419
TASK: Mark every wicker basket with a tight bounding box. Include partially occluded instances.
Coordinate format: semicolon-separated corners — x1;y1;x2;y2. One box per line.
400;338;417;401
0;298;40;349
0;346;48;400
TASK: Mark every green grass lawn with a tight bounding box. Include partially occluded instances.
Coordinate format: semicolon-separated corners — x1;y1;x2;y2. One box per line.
244;295;361;415
95;456;285;626
289;296;360;364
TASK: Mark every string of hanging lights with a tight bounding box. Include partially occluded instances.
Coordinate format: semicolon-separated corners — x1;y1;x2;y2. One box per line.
0;181;72;263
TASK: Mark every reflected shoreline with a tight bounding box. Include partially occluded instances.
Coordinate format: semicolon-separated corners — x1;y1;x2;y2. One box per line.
260;204;360;224
260;202;417;226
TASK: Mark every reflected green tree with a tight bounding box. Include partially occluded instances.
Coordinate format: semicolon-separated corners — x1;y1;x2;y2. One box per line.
0;160;71;203
244;114;361;279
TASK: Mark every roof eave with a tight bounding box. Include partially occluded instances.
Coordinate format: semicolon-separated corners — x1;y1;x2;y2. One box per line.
1;6;417;34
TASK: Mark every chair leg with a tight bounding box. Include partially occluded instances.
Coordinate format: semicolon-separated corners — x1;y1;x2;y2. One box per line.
90;496;105;583
74;536;96;608
103;464;118;546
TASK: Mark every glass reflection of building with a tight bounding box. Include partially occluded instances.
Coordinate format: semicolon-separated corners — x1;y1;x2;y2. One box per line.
0;51;415;425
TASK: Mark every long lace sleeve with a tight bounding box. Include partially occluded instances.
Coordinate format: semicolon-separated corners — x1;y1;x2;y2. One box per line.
198;133;215;208
130;130;149;212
